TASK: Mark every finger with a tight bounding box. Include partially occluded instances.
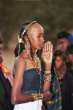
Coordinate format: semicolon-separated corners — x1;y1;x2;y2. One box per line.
48;42;51;53
50;44;53;55
42;44;45;54
48;43;53;61
43;42;47;53
46;42;50;52
48;42;53;53
46;42;49;52
42;41;52;55
50;44;53;61
45;41;51;52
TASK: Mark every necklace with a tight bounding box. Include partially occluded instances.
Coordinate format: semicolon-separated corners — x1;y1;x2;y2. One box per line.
33;55;41;71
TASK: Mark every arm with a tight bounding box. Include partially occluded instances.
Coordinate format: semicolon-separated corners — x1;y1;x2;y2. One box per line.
11;57;34;104
43;64;52;92
42;41;53;99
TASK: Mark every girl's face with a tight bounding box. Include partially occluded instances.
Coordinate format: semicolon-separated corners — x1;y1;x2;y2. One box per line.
55;56;64;69
27;23;45;50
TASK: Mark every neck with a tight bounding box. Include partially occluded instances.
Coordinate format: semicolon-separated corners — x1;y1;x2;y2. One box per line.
31;47;37;57
27;47;38;60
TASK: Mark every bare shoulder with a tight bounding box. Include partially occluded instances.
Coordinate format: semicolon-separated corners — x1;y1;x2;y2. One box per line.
15;50;29;70
19;49;29;61
14;53;26;80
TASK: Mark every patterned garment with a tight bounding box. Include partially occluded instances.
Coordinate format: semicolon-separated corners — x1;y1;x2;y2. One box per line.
46;68;62;110
0;64;13;86
0;80;5;110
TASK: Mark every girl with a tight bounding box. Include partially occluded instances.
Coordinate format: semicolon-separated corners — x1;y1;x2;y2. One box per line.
11;21;53;110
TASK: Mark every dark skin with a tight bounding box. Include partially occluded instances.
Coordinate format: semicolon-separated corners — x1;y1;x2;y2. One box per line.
56;38;70;52
12;56;34;104
55;56;66;80
11;23;53;104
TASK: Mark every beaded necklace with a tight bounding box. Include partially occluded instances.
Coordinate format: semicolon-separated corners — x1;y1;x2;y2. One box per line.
33;54;41;71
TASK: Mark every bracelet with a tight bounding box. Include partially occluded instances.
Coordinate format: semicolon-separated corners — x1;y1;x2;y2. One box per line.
32;94;39;100
38;93;43;99
44;70;51;74
44;73;51;76
44;73;51;78
32;93;43;101
44;74;51;82
44;70;51;75
47;100;54;104
44;74;51;79
44;78;51;82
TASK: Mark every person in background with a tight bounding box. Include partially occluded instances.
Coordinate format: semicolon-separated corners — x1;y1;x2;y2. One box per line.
66;44;73;69
43;51;63;110
54;50;66;84
55;31;70;54
68;34;73;45
62;44;73;110
0;37;14;110
53;50;67;110
53;47;73;110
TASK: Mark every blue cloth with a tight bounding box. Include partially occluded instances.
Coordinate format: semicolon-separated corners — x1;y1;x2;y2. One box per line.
21;68;43;95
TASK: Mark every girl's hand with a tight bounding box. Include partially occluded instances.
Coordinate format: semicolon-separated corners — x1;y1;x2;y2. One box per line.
42;41;53;65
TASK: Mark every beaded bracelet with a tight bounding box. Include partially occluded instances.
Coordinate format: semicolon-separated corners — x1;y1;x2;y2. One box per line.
44;73;51;78
32;93;43;101
44;74;51;82
47;100;54;104
44;70;51;74
33;94;39;100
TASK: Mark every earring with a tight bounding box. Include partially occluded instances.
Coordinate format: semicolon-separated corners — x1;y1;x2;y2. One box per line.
25;41;30;50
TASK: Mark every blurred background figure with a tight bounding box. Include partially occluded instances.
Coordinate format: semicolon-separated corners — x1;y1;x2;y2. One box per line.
66;44;73;69
68;34;73;45
0;37;14;110
53;45;73;110
53;50;67;110
55;31;70;53
54;50;66;80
